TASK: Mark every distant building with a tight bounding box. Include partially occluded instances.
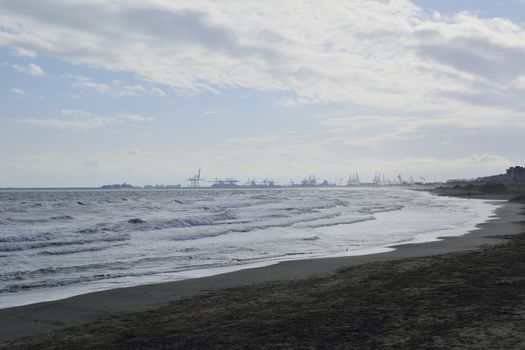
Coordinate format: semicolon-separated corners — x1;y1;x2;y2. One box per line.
100;183;134;189
506;166;525;182
144;184;181;189
477;166;525;184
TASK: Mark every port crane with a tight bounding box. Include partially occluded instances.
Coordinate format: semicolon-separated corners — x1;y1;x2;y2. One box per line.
187;169;202;188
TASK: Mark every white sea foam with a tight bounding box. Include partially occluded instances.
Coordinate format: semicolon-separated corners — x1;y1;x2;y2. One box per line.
0;187;499;308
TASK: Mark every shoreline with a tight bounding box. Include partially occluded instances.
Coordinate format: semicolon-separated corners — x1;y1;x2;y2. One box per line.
1;199;523;344
0;190;494;311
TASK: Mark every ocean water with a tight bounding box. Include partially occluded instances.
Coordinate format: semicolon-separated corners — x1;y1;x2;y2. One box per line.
0;187;498;308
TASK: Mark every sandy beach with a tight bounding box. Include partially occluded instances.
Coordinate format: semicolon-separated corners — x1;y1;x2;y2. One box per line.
0;198;523;348
3;0;525;347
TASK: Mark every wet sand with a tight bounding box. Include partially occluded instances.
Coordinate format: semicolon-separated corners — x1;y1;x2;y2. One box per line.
1;200;524;348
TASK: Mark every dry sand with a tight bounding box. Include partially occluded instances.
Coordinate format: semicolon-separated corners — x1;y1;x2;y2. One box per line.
0;200;523;348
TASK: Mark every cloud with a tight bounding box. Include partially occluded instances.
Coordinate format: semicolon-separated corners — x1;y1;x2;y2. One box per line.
27;63;44;76
3;0;524;117
7;62;45;76
60;109;95;118
321;116;406;130
115;84;167;97
68;75;164;97
71;80;111;94
227;137;276;143
318;110;525;147
25;117;111;130
119;113;154;122
151;87;165;97
10;88;26;95
0;1;406;102
417;35;525;83
319;115;430;146
118;84;148;97
22;109;158;130
1;2;521;123
23;109;112;130
14;47;36;57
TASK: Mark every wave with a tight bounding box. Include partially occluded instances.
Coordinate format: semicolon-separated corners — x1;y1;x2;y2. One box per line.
50;215;74;220
0;234;130;252
0;259;215;293
166;212;345;241
73;211;239;235
0;217;50;225
230;251;309;263
0;207;28;213
301;235;320;241
154;211;238;228
358;204;405;214
0;257;149;287
0;232;56;243
0;273;128;293
1;215;75;225
293;216;375;229
39;244;120;256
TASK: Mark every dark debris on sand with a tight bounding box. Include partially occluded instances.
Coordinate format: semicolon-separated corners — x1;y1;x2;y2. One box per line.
3;219;525;349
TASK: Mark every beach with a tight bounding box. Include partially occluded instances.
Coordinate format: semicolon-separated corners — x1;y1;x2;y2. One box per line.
3;0;524;347
1;199;523;348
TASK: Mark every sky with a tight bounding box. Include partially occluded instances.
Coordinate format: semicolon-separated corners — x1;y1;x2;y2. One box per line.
1;0;525;187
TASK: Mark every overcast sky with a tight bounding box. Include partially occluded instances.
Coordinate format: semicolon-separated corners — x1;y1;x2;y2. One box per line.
1;0;525;187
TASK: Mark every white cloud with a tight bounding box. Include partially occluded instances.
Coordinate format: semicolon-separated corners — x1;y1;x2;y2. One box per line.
14;47;36;57
119;113;154;122
68;75;111;94
151;87;166;97
27;63;44;76
24;110;112;130
71;80;111;94
227;137;276;143
60;109;95;118
318;111;525;146
22;110;158;130
10;88;25;95
118;84;148;97
2;0;525;117
7;62;45;76
68;75;165;97
25;117;111;130
321;116;405;130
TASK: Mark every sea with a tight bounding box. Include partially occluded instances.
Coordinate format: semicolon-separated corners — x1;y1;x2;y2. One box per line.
0;187;498;309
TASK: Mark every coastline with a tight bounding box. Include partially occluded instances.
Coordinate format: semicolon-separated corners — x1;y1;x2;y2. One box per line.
0;188;494;311
0;199;523;345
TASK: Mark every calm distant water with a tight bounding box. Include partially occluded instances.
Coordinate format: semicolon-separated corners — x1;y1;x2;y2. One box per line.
0;187;497;308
